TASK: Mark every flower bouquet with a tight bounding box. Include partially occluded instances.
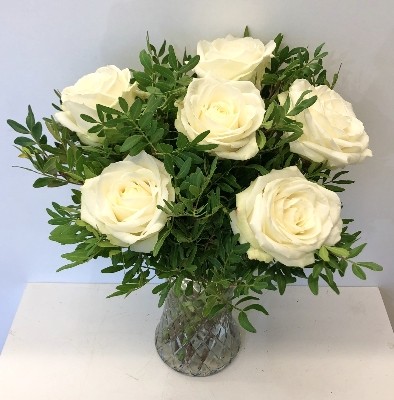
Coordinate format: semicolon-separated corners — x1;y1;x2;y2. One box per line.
8;28;382;376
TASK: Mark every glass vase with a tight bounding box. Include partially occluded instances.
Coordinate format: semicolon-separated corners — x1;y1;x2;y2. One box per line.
154;282;241;376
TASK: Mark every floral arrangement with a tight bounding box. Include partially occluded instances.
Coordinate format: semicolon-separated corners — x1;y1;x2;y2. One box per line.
8;28;382;332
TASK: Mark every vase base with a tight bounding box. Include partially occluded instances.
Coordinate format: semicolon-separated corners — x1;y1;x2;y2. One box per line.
155;323;240;377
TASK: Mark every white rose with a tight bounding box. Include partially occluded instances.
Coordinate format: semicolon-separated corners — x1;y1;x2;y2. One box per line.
195;35;275;88
280;79;372;168
230;166;342;267
54;65;139;146
175;76;265;160
80;151;175;252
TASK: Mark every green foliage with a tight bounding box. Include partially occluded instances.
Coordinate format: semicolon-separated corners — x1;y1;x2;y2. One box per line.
7;32;382;333
261;33;333;99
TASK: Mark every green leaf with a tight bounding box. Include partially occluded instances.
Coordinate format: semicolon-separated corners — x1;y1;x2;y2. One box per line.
218;183;234;193
146;86;162;95
101;265;124;273
314;43;325;57
235;295;260;306
106;291;125;298
49;225;87;245
115;283;141;297
308;274;319;295
243;303;269;315
48;217;70;225
56;260;86;272
328;257;340;270
196;143;217;151
348;243;367;258
257;132;266;149
33;177;66;188
252;281;268;291
323;265;334;283
338;259;348;275
243;26;250;37
206;303;226;318
190;130;210;146
177;157;192;179
133;71;152;87
158;39;167;57
312;262;324;278
14;137;36;146
158;283;171;307
163;155;175;175
177;133;189;149
87;124;102;134
238;311;256;333
263;102;275;121
97;240;117;248
331;64;341;89
83;165;96;179
333;169;349;178
152;282;168;295
357;262;383;271
156;143;173;153
188;185;200;196
294;90;313;107
153;227;171;257
324;184;345;192
118;97;129;113
61;249;92;262
150;127;164;143
320;274;340;294
352;264;367;280
287;95;317;116
274;33;284;49
245;164;268;175
207;257;222;269
203;295;218;317
80;114;97;123
318;246;329;262
178;55;200;74
7;119;30;134
327;246;349;258
42;157;57;173
276;131;303;146
129;98;143;120
96;104;122;116
168;45;178;69
282;95;291;114
26;105;35;130
139;49;153;74
120;135;145;153
156;81;173;93
153;64;175;82
145;95;164;114
276;273;286;295
334;180;354;185
139;111;153;130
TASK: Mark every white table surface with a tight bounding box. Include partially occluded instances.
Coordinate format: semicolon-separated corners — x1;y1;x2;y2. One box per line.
0;284;393;400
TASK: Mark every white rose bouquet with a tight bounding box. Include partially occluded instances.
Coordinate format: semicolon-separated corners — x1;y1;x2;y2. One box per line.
8;29;381;333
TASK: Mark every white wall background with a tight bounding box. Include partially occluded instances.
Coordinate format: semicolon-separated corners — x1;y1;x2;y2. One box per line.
1;0;393;350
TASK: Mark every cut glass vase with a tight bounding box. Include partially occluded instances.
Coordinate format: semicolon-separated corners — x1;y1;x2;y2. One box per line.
154;283;241;376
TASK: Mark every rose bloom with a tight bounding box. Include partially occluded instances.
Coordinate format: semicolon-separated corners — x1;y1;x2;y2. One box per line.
279;79;372;168
230;166;342;267
175;76;265;160
80;151;175;252
194;35;275;88
55;65;139;146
